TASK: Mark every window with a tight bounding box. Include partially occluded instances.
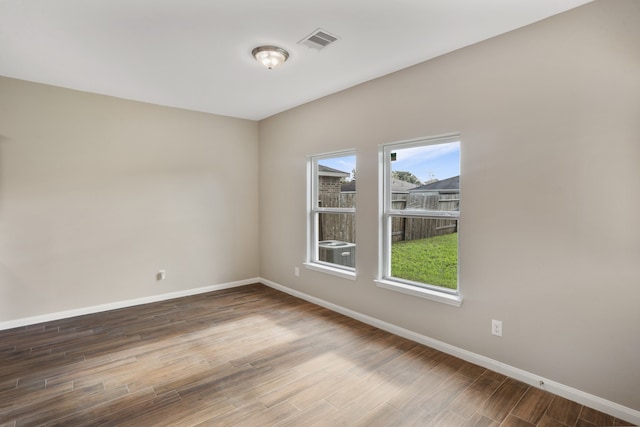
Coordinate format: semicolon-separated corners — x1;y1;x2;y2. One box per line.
306;151;357;279
377;135;462;306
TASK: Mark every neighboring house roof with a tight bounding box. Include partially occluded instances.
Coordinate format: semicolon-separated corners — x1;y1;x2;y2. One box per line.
318;165;350;178
391;179;419;192
410;175;459;192
341;179;418;193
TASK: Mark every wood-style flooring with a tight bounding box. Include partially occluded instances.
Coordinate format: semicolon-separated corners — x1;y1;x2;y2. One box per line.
0;284;634;426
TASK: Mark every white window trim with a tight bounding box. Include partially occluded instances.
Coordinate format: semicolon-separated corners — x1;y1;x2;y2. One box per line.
304;261;357;280
377;134;462;306
374;279;462;307
306;149;357;279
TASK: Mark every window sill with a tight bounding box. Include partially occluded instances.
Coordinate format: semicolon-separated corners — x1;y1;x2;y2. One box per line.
304;262;357;280
374;279;463;307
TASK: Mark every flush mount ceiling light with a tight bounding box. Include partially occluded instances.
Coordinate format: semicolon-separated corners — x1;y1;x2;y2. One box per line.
252;46;289;69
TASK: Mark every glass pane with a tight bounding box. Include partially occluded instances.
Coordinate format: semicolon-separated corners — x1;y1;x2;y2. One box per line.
317;212;355;268
317;155;356;208
390;217;457;290
389;141;460;211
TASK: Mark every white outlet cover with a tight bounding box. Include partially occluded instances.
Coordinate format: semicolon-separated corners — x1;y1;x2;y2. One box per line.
491;319;503;336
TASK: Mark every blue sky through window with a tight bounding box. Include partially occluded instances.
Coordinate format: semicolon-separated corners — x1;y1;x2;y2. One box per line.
319;141;459;184
318;155;356;180
391;141;460;183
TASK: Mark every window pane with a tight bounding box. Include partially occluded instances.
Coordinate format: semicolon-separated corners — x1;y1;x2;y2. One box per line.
318;212;355;245
309;151;356;274
390;218;458;290
317;155;355;208
383;136;460;294
390;141;459;210
317;212;355;268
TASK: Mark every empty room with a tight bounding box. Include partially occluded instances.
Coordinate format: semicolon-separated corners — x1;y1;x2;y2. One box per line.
1;0;638;425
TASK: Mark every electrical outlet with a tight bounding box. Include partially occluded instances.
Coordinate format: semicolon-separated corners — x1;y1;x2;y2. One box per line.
294;267;300;277
156;270;166;281
491;319;502;337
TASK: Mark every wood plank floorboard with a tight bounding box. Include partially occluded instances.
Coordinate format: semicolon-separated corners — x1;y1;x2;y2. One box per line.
0;284;634;426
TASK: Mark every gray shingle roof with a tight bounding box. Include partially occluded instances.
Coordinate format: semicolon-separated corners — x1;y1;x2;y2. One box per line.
410;175;459;192
341;179;418;193
318;165;350;176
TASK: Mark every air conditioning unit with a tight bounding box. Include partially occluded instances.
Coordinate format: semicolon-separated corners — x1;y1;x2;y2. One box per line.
318;240;356;268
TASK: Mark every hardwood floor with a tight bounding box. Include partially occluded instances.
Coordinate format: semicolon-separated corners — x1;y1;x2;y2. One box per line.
0;284;634;426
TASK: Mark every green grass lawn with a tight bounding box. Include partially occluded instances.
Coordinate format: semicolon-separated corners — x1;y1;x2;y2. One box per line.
391;233;458;289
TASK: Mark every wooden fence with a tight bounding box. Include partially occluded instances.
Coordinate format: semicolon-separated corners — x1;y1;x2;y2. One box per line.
318;191;458;243
391;192;459;242
318;193;355;243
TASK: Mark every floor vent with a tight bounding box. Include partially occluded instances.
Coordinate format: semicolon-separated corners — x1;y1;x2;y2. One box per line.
299;28;339;50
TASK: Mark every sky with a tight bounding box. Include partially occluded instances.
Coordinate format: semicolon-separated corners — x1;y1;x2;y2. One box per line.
319;155;356;178
391;141;460;182
318;141;460;183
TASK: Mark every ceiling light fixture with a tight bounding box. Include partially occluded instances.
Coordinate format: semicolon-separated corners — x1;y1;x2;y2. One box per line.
252;46;289;69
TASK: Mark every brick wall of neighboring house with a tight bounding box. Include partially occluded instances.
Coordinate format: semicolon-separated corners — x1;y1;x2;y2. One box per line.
319;176;342;193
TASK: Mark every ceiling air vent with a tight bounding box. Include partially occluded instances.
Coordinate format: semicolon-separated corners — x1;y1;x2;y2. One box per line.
299;28;339;50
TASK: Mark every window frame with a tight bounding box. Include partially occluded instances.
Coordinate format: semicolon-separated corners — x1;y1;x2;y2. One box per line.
375;135;462;306
304;149;357;280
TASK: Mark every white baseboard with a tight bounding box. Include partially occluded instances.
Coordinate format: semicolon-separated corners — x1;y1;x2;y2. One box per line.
0;277;259;331
260;278;640;426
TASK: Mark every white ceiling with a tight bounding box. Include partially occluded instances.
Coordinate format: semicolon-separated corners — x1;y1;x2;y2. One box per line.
0;0;592;121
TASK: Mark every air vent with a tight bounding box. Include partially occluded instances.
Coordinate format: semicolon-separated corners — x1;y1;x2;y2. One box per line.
299;28;339;50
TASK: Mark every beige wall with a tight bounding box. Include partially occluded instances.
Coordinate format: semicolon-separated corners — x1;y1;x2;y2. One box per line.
259;0;640;411
0;0;637;414
0;77;259;321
